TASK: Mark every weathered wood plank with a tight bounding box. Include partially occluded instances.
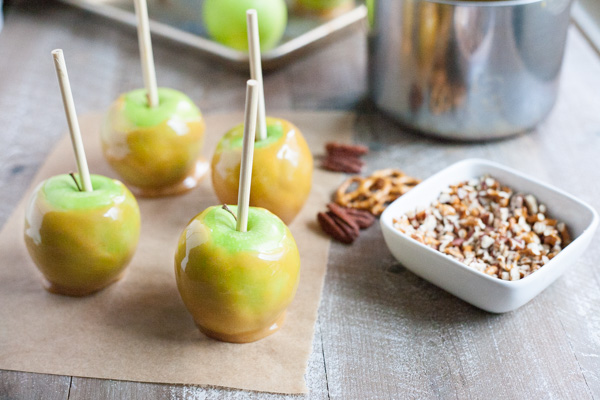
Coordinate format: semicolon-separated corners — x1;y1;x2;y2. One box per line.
318;27;599;400
2;0;600;398
0;371;70;400
532;28;600;398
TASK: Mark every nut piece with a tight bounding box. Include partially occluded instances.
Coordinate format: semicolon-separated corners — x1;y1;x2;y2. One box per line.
327;203;360;235
344;207;376;229
325;142;369;157
317;211;358;244
317;203;377;244
524;194;538;215
321;142;369;174
322;156;363;174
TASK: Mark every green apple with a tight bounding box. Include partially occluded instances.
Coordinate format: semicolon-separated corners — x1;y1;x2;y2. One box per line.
295;0;354;15
24;174;141;296
174;205;300;343
366;0;374;27
211;117;313;224
203;0;287;51
101;87;206;197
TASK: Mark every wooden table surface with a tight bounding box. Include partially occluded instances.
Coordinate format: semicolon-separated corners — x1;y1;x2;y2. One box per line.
2;1;600;399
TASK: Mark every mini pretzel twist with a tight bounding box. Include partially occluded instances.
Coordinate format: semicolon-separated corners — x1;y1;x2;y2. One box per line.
335;169;420;216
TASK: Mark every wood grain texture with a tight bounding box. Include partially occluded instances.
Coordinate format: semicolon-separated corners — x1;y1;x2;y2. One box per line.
316;28;600;400
1;0;600;398
0;372;70;400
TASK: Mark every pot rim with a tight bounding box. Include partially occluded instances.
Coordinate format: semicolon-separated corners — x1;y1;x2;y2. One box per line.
415;0;544;7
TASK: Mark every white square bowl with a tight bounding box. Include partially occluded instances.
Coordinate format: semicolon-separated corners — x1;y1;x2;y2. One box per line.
380;159;599;313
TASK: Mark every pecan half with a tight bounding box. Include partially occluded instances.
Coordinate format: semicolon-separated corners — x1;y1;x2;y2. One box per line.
321;156;363;173
341;206;376;229
325;142;369;158
317;203;375;244
327;203;360;234
322;142;369;174
317;211;359;244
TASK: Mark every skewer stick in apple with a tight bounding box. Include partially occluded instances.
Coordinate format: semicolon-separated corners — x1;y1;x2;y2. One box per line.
174;81;300;343
133;0;159;108
246;10;267;141
101;0;206;197
236;79;260;232
51;49;93;192
210;9;314;224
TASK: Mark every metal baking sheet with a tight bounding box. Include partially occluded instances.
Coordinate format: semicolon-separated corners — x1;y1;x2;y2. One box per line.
573;0;600;54
57;0;368;70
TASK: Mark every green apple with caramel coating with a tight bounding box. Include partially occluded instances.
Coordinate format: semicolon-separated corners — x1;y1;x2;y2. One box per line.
101;87;205;196
174;205;300;343
295;0;353;15
203;0;287;51
24;174;141;296
211;117;313;224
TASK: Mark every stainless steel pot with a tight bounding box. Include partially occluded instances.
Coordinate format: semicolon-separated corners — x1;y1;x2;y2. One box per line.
368;0;573;140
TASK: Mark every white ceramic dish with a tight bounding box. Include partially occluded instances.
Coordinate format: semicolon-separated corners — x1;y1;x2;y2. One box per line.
380;159;599;313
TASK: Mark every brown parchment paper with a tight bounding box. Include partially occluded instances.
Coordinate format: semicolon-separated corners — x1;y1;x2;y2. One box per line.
0;111;353;394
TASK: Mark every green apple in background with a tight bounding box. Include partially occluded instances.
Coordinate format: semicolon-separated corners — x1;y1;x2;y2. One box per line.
102;87;206;197
203;0;288;51
24;174;141;296
294;0;354;16
174;205;300;343
366;0;374;26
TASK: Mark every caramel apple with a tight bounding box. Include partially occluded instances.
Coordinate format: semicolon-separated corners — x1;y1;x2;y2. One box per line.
210;10;313;224
23;49;141;296
101;0;207;197
25;174;140;296
294;0;354;17
211;117;312;223
175;80;301;343
174;205;300;342
101;88;206;197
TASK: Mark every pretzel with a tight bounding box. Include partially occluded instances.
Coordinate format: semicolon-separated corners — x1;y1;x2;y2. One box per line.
335;169;420;216
371;194;398;216
371;168;405;180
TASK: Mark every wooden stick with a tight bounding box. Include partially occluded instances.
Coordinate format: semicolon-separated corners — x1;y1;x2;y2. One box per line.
52;49;93;192
133;0;159;108
246;10;267;141
236;80;259;232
